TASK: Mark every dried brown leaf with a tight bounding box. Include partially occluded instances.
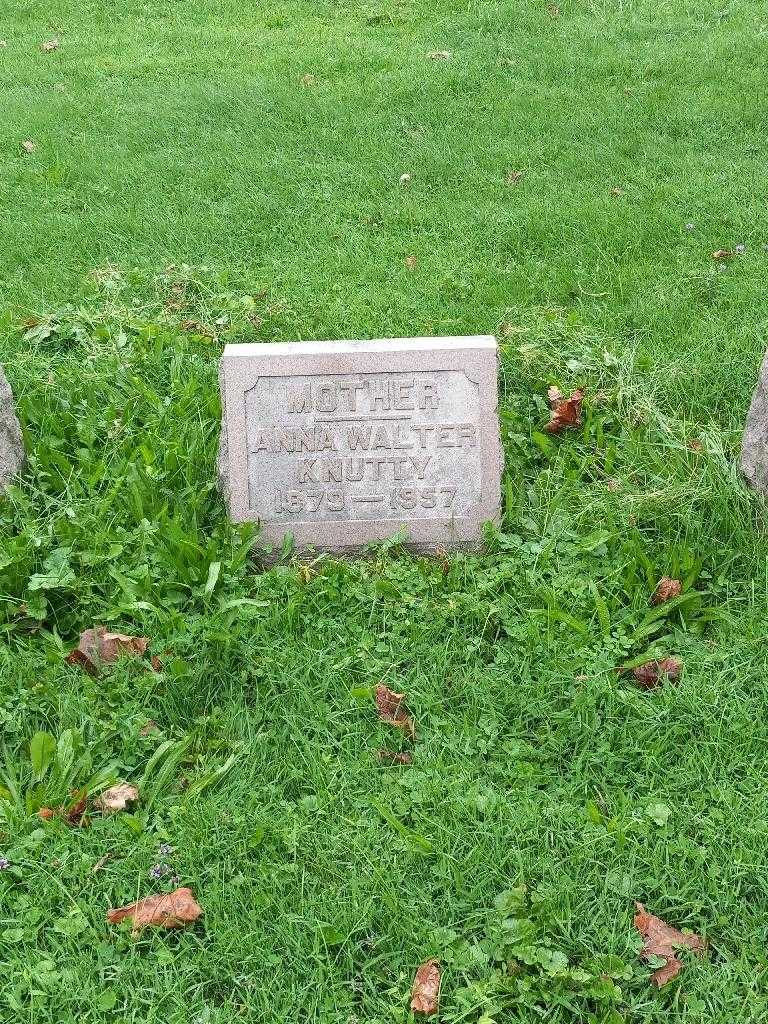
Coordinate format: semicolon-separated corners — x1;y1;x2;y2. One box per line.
66;626;149;675
506;169;524;184
652;577;682;605
375;684;416;740
94;782;139;814
544;386;584;433
65;791;89;826
410;958;441;1015
21;140;36;154
107;887;203;934
41;38;59;52
426;50;452;60
39;790;89;826
634;902;705;986
547;4;561;16
405;254;417;271
712;249;732;260
375;749;413;765
632;657;682;689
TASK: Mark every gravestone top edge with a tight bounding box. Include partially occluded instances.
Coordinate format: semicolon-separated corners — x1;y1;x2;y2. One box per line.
222;335;497;360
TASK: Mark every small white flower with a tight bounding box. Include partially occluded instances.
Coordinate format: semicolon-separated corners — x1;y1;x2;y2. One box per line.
399;173;411;185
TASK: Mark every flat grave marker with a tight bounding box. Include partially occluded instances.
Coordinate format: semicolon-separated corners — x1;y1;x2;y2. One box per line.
218;336;501;554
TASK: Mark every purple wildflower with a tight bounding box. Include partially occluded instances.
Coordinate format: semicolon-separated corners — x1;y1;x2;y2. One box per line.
149;862;172;880
0;856;10;871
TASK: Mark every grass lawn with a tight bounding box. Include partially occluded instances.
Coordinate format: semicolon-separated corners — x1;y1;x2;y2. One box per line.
2;0;768;1020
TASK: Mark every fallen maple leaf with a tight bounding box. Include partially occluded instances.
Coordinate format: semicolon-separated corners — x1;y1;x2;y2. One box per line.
375;684;416;740
410;958;441;1015
66;626;149;675
21;140;36;154
652;577;682;605
544;386;585;433
632;657;682;689
634;902;705;986
375;749;413;765
107;887;202;934
94;782;139;814
712;249;732;260
41;38;59;52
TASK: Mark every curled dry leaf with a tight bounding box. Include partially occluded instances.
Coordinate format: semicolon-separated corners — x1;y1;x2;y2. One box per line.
712;249;732;260
375;684;416;741
410;958;441;1015
426;50;452;60
405;254;417;270
634;902;705;986
94;782;139;814
652;577;682;605
66;626;149;676
375;749;413;765
21;140;36;154
632;657;682;689
506;169;524;184
107;887;203;934
610;186;623;196
547;3;561;16
66;791;89;826
544;386;585;433
38;790;89;826
41;38;60;52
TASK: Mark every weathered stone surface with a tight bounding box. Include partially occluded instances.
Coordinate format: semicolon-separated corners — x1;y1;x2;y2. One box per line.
218;336;502;554
741;350;768;494
0;365;24;491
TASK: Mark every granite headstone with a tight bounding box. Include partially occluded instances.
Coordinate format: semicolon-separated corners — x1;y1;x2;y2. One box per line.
218;336;501;554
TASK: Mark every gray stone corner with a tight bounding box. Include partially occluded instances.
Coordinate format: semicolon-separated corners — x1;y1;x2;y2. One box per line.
741;349;768;495
0;365;24;492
